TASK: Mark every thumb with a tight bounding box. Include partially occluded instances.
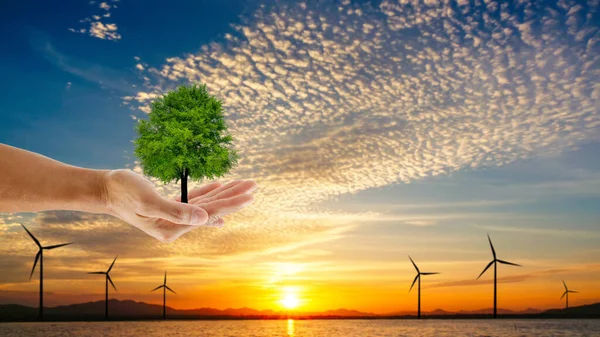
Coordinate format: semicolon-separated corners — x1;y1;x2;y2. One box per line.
140;197;209;225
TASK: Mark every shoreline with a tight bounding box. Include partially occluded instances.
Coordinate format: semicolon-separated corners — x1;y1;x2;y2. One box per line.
2;314;600;323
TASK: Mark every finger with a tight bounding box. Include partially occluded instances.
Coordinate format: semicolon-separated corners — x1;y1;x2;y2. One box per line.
154;217;220;240
207;218;225;227
198;180;245;200
138;196;209;225
175;182;223;202
134;217;193;243
194;193;254;218
190;180;257;204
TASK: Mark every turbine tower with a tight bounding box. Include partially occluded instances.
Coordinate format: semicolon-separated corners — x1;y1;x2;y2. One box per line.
561;280;578;309
476;234;521;318
88;256;118;319
21;223;72;321
152;270;176;320
408;255;439;319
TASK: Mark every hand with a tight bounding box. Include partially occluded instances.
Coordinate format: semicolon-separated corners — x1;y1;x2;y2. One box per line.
103;169;256;243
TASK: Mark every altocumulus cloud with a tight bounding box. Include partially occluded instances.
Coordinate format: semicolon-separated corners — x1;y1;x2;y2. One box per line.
8;0;597;268
69;0;122;41
119;0;600;259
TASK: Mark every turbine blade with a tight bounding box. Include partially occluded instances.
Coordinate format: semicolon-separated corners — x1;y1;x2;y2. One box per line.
477;260;494;280
497;259;521;267
408;255;419;273
563;280;568;291
44;242;73;250
165;285;176;294
87;272;105;274
421;272;440;275
409;274;419;292
107;274;117;292
151;285;164;292
108;255;118;273
560;291;567;300
21;223;41;247
487;234;496;259
29;250;41;280
164;270;167;286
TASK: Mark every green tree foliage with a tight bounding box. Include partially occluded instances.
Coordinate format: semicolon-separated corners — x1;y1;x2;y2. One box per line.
134;83;239;203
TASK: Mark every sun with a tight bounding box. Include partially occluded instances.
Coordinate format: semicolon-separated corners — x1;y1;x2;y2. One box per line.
280;292;300;309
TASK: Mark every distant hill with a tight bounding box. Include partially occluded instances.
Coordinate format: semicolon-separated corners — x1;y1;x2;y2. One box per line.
543;302;600;316
386;307;542;316
1;300;598;321
0;300;375;321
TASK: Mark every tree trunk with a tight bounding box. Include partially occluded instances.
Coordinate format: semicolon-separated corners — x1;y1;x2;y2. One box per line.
181;168;188;203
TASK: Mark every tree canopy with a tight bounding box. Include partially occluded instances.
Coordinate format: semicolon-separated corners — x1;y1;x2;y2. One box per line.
134;83;238;185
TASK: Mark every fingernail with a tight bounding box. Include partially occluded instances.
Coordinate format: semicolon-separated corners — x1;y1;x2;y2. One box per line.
249;182;258;193
192;210;205;225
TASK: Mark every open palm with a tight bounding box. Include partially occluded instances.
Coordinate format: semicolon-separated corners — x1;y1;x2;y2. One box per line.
104;169;256;243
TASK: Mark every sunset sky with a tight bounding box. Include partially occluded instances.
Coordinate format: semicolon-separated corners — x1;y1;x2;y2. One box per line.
0;0;599;314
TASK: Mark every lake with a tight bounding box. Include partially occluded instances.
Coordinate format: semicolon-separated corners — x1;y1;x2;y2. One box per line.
0;319;599;336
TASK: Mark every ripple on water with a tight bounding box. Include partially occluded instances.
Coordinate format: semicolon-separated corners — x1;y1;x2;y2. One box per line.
0;319;599;337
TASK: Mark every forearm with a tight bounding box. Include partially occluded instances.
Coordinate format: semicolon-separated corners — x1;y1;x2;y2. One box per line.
0;143;109;214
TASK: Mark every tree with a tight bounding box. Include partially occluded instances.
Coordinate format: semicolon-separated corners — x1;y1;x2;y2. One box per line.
134;83;238;203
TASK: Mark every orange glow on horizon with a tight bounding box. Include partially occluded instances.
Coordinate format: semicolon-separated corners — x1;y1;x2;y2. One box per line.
3;275;600;314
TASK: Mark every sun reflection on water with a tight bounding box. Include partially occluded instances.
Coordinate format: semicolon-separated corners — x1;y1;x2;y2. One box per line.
287;319;295;336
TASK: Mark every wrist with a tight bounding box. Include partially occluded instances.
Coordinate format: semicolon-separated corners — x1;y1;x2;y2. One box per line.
94;169;112;216
68;167;112;215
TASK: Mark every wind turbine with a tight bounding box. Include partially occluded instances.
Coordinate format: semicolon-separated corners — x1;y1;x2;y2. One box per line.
21;223;73;321
88;256;118;319
408;255;439;319
476;234;521;318
152;270;176;320
561;280;578;309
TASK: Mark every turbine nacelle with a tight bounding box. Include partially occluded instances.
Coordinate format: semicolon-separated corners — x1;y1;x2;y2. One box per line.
476;234;521;280
408;256;440;292
152;270;176;294
87;256;118;291
560;281;578;299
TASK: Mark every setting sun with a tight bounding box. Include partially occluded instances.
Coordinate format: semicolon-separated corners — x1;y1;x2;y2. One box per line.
281;292;300;309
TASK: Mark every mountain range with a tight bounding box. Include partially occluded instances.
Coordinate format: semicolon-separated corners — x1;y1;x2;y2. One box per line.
1;300;600;321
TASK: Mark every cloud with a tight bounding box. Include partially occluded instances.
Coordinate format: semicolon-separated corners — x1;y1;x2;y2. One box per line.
129;0;599;205
115;0;600;267
473;224;600;239
367;199;529;212
5;0;600;301
69;1;121;40
89;22;121;40
99;2;110;10
402;220;436;226
29;31;136;93
37;211;87;224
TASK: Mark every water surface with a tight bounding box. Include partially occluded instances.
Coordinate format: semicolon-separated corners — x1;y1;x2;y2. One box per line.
1;319;599;336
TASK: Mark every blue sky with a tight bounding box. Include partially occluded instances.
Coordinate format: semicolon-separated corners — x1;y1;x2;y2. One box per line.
0;0;257;167
0;0;599;312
